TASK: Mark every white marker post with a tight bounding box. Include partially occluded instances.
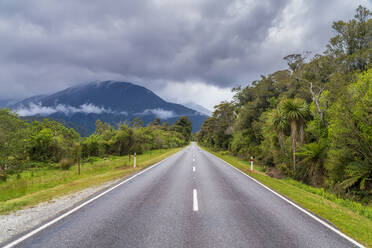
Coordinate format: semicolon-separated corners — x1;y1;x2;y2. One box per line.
134;152;136;168
250;156;254;171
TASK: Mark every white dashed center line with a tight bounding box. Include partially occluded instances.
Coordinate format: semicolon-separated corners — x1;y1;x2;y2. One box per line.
193;189;198;211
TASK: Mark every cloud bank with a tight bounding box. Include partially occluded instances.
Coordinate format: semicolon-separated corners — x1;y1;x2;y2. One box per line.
15;103;114;116
15;103;175;120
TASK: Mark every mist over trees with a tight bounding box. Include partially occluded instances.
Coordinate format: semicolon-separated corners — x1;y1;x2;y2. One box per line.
197;6;372;201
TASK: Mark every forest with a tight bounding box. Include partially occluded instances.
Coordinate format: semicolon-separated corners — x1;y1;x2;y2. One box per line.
197;6;372;202
0;110;192;180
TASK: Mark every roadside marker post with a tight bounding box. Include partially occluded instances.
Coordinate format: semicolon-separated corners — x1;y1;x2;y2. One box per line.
250;156;254;171
134;153;136;168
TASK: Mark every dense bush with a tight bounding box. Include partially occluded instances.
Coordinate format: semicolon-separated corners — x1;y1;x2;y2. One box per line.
197;6;372;201
0;110;191;180
81;118;190;158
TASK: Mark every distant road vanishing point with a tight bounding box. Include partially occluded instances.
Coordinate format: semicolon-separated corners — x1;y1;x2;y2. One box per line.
3;143;361;248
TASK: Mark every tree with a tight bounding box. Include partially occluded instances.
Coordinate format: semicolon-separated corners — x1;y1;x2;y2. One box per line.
270;107;288;153
161;121;169;130
72;142;82;175
130;117;143;128
171;116;192;143
81;134;101;157
198;117;216;147
298;100;311;145
327;5;372;72
283;54;305;74
281;98;309;171
150;118;161;126
300;55;335;127
28;128;56;162
327;69;372;192
0;109;28;179
95;120;104;135
112;124;130;155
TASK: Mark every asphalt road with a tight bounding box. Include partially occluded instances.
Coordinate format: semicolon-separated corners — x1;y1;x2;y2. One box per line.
3;143;361;248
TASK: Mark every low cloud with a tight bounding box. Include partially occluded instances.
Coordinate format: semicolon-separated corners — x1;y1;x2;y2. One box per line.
140;108;176;119
15;103;113;116
15;103;175;119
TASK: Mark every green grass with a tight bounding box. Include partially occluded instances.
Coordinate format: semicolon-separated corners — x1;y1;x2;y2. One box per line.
202;146;372;247
0;147;184;215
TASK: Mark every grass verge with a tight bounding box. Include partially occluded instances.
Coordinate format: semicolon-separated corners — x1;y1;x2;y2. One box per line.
0;147;184;215
202;146;372;247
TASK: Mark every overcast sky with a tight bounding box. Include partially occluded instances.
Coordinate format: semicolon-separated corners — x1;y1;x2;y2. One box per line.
0;0;370;110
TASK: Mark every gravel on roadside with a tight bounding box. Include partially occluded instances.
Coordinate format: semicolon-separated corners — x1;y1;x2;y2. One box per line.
0;178;122;245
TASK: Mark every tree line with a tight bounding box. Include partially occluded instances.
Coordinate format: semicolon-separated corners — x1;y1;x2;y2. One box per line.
0;111;192;180
197;6;372;202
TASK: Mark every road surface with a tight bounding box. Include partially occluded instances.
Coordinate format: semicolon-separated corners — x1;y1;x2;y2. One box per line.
2;143;361;248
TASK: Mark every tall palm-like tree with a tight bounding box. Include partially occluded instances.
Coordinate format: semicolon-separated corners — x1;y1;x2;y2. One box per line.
298;101;311;145
281;98;307;171
270;107;288;153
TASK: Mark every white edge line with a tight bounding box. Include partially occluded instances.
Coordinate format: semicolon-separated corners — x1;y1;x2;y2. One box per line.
2;149;185;248
193;189;198;211
200;146;365;248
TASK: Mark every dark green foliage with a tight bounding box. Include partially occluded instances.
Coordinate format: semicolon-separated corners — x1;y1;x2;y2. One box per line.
327;70;372;195
0;109;29;177
0;110;189;180
80;117;189;158
296;139;328;186
27;119;80;163
0;112;81;179
170;116;192;143
198;102;235;151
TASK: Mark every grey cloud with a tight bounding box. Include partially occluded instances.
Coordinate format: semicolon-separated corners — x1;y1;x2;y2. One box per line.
0;0;370;103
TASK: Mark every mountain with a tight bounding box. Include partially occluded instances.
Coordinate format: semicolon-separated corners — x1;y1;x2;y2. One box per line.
12;81;208;135
184;102;212;116
0;98;18;108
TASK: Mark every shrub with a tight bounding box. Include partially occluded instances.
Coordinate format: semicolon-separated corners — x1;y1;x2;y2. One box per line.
0;171;7;181
59;158;74;170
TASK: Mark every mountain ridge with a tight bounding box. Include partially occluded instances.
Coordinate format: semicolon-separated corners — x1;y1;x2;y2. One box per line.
12;81;208;135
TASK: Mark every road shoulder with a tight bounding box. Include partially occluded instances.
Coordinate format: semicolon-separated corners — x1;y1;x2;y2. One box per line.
0;147;185;245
